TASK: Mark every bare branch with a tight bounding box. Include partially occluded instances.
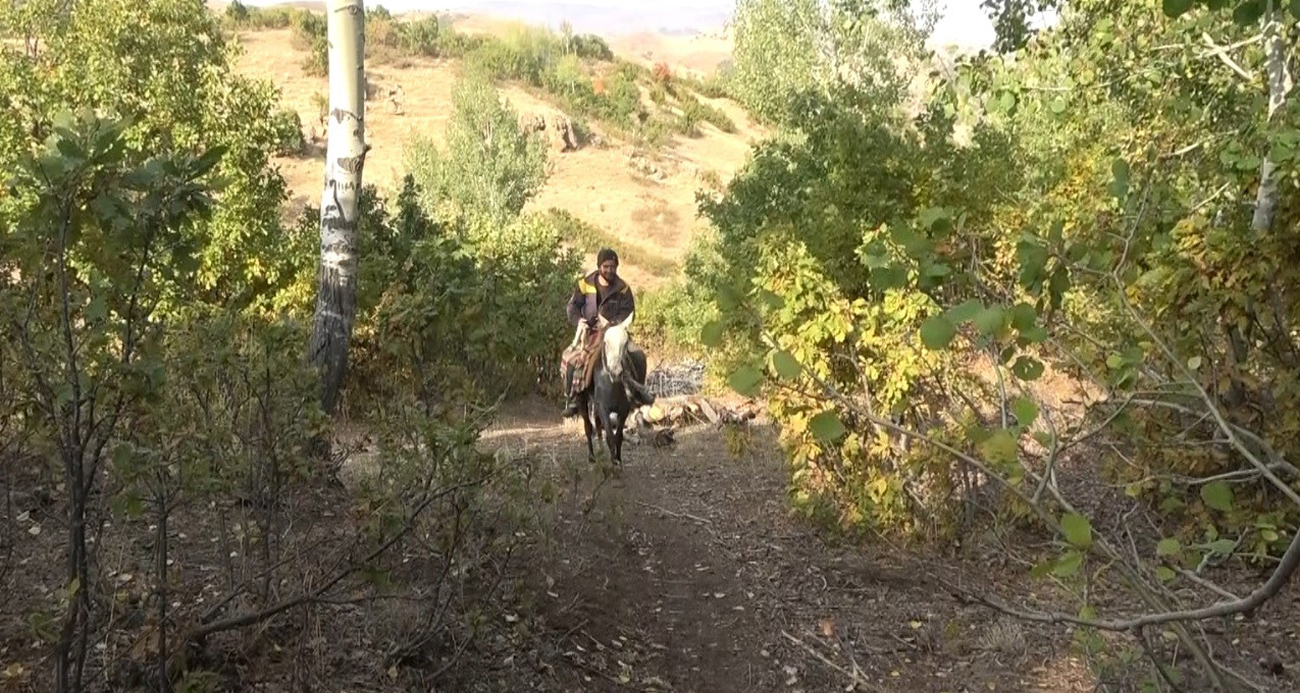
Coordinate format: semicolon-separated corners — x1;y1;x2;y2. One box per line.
949;524;1299;631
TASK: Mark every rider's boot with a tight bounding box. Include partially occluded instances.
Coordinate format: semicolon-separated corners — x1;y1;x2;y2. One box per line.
561;363;580;417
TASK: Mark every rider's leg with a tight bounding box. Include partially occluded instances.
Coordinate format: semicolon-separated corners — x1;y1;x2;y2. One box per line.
561;358;579;417
622;342;655;407
622;370;655;407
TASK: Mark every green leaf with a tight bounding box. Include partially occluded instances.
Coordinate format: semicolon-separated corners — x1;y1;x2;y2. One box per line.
757;289;785;310
1012;356;1045;381
1109;157;1130;200
192;144;229;177
1012;397;1039;428
1017;241;1050;291
1053;550;1084;577
868;264;908;291
918;206;953;234
1204;539;1236;556
979;429;1018;466
919;315;957;350
1010;303;1037;331
717;283;743;311
1233;0;1265;25
946;299;983;324
700;320;724;348
772;350;802;380
1187;355;1203;371
1048;266;1071;309
1162;0;1193;17
728;366;764;398
1200;480;1234;512
1291;0;1300;20
921;261;951;279
1018;325;1049;343
1156;566;1177;582
974;306;1005;336
861;252;891;269
809;411;847;442
1060;512;1093;549
55;137;86;161
1156;538;1181;557
1049;96;1067;114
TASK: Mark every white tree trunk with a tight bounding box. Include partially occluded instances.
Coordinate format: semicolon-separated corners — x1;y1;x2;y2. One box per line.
309;0;367;415
1251;7;1292;233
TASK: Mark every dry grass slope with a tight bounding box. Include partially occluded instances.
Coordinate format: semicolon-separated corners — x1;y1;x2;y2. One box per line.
228;11;766;289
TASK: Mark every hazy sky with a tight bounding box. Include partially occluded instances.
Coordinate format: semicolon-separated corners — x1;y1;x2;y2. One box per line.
245;0;999;49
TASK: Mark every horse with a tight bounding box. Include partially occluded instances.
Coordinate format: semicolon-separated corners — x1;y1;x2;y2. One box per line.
574;312;645;465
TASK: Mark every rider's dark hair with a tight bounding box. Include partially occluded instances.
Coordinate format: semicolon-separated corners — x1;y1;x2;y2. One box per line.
597;247;619;266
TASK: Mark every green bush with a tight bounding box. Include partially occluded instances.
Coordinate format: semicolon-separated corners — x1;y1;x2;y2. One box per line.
224;0;249;23
596;64;645;127
288;9;329;75
329;177;579;410
221;2;295;29
397;16;442;56
269;107;305;155
676;106;702;137
682;95;737;133
405;74;549;224
569;33;613;61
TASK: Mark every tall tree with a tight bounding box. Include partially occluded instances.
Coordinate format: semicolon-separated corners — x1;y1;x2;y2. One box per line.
309;0;367;414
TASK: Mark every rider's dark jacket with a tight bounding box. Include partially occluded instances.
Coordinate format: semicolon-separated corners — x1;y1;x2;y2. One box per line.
566;271;634;328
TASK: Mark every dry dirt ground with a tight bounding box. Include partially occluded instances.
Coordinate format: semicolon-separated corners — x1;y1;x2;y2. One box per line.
452;397;1105;693
5;394;1300;691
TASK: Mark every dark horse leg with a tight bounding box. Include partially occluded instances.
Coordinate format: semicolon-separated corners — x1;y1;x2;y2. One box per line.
578;391;595;461
611;417;624;464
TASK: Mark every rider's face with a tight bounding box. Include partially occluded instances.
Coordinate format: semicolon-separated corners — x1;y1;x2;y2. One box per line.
599;260;618;283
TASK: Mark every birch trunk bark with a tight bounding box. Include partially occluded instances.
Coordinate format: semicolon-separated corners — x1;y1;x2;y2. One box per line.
1250;9;1291;234
309;0;366;415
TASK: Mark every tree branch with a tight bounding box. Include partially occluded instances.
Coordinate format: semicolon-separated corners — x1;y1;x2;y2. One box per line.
949;523;1299;631
190;473;488;641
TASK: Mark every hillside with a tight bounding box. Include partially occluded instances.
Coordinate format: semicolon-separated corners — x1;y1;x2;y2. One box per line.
227;10;765;290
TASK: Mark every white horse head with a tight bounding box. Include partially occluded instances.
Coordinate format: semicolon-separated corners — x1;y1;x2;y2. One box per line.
602;311;634;379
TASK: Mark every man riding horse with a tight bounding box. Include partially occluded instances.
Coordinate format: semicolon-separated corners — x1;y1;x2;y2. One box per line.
561;248;656;417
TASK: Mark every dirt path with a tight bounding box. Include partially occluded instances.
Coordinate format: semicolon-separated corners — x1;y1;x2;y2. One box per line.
462;396;1097;693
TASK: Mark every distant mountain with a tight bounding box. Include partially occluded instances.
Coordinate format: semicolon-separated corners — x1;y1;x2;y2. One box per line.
436;1;732;37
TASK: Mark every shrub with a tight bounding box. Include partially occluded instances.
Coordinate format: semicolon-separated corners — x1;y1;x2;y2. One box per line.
405;74;548;224
569;33;613;60
682;95;737;133
397;16;442;56
595;65;645;127
224;0;249;23
288;9;329;75
653;61;672;83
269;107;305;155
676;106;702;137
542;53;595;103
